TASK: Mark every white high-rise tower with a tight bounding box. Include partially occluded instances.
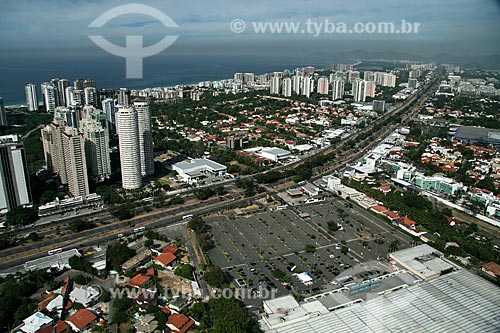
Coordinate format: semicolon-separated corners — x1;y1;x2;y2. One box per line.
25;84;39;112
133;101;154;176
116;107;142;190
331;79;345;101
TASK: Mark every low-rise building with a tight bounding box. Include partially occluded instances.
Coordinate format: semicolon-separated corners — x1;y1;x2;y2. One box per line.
171;158;227;184
389;244;457;281
69;285;100;308
65;309;98;332
481;262;500;278
152;251;177;268
20;312;53;333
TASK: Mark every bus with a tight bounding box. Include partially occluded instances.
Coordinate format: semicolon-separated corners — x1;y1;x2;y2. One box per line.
182;214;193;220
48;248;63;255
133;227;146;233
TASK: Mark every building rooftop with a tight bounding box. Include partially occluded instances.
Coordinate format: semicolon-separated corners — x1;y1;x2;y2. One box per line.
455;126;500;144
262;147;292;156
173;158;226;172
24;249;80;271
65;309;97;331
389;244;457;281
263;269;500;332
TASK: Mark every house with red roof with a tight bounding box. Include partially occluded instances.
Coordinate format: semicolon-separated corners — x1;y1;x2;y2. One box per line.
482;262;500;278
128;273;152;289
166;312;195;333
152;252;177;268
370;205;388;214
163;246;180;255
395;216;417;230
55;321;69;333
378;185;392;195
383;211;401;221
65;309;97;332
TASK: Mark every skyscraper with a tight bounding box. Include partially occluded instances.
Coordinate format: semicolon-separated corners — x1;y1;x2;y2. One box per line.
61;127;89;197
353;79;376;102
234;73;243;82
302;76;313;98
25;84;39;112
292;76;302;95
116;107;142;190
69;89;84;107
134;101;154;177
317;77;329;95
374;72;396;87
0;135;32;214
80;118;111;180
365;81;376;98
270;77;281;95
348;70;361;83
54;106;79;128
0;97;6;126
282;77;292;97
331;79;345;101
41;118;67;183
352;79;366;102
42;84;56;113
382;73;396;87
363;71;375;81
118;88;131;107
101;98;116;134
84;87;98;107
57;79;69;106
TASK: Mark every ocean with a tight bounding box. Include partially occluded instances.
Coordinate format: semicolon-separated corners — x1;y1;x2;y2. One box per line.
0;52;326;106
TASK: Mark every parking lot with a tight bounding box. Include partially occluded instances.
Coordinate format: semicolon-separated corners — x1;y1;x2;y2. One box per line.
206;198;413;302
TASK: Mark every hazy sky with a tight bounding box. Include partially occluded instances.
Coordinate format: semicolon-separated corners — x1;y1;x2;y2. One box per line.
1;0;499;57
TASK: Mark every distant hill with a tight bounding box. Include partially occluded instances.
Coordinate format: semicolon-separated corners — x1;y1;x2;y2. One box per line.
325;49;500;69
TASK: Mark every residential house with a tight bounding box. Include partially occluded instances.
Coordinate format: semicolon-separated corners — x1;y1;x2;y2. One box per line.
65;309;98;332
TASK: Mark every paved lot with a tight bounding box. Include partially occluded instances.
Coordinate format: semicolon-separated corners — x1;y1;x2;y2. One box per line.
206;198;413;302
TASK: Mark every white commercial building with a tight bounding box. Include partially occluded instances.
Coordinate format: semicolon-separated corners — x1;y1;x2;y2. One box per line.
116;107;142;189
245;147;292;162
172;158;227;184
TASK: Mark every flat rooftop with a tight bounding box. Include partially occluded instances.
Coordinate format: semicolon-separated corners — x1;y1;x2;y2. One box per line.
24;249;80;271
173;158;226;172
263;269;500;332
455;126;500;144
389;244;456;281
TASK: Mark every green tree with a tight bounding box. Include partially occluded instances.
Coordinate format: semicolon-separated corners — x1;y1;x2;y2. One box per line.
100;290;111;303
204;266;229;288
68;219;95;233
27;232;39;241
305;244;316;253
5;206;37;225
108;243;135;271
112;297;132;324
174;264;194;280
